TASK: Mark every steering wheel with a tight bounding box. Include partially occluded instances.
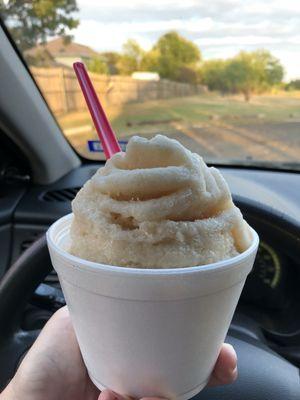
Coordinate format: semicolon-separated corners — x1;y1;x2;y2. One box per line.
0;197;299;399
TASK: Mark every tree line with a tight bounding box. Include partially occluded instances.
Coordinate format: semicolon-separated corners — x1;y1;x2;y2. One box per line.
88;32;284;102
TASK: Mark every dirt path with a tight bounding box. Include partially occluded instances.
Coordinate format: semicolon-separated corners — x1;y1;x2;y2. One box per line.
202;124;283;161
171;122;219;157
63;117;300;165
220;122;300;160
167;121;300;162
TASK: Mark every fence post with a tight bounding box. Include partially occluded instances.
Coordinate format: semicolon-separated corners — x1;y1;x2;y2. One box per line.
59;68;69;113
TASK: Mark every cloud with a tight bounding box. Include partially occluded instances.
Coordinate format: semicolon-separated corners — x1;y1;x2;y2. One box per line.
79;0;198;8
74;0;300;79
242;0;300;14
77;0;300;23
196;35;300;46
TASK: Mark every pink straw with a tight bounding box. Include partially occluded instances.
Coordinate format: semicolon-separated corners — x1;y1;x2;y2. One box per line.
73;62;121;159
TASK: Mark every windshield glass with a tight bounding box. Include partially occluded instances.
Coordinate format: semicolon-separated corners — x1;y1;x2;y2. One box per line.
1;1;300;169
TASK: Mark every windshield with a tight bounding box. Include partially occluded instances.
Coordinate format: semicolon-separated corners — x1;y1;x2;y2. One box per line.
1;1;300;169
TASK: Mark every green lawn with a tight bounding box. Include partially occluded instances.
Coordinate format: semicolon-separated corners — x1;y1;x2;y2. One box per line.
58;92;300;137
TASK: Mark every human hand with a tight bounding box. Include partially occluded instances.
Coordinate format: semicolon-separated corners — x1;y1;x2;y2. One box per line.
1;306;237;400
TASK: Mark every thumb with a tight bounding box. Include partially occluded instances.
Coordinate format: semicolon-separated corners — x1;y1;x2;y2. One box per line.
98;389;132;400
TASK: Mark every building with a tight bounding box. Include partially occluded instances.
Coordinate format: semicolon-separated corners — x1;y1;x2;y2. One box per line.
131;72;160;81
24;37;98;68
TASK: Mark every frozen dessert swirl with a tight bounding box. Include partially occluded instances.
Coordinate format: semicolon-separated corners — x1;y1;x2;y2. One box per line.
70;135;252;268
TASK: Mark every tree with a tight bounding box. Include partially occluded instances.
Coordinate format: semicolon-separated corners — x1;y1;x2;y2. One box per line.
0;0;79;51
253;50;284;86
86;56;109;75
117;39;144;75
177;66;198;84
200;59;230;93
200;50;284;101
226;50;284;101
286;79;300;91
152;31;201;81
140;49;160;72
225;53;259;101
101;52;121;75
115;32;201;81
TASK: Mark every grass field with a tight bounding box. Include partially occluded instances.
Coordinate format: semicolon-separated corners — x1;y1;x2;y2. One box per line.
57;92;300;167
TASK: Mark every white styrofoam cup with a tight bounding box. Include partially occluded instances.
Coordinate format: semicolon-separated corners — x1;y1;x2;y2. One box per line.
47;213;259;400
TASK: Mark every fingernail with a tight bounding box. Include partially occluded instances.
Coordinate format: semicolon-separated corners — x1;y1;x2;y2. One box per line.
225;343;238;366
226;344;237;358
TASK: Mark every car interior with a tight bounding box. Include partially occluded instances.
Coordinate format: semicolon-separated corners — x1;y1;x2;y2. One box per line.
0;19;300;400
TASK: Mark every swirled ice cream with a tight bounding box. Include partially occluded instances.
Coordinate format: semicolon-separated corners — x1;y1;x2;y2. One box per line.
70;135;252;268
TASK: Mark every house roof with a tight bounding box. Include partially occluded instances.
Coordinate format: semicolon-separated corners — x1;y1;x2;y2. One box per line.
25;37;98;59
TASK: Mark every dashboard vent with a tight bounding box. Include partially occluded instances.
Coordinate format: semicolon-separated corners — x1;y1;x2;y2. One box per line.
41;187;80;202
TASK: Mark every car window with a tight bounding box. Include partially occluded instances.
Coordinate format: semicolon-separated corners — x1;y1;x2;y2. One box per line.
1;0;300;170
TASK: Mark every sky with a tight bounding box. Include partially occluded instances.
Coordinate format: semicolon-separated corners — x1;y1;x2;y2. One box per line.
74;0;300;80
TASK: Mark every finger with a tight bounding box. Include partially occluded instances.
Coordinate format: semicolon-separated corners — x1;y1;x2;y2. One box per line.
99;389;132;400
141;397;169;400
99;390;117;400
208;343;238;387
